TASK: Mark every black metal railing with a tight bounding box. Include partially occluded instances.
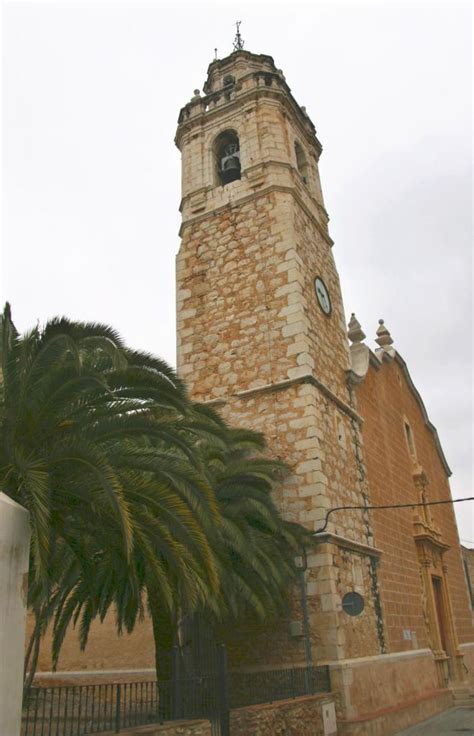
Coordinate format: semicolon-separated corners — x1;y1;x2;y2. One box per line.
22;664;330;735
229;665;330;709
21;678;214;736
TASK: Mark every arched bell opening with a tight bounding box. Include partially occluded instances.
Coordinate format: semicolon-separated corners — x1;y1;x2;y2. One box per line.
214;130;241;186
294;141;309;184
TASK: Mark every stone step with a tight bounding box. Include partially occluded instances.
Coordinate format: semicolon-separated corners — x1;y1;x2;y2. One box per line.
452;692;474;706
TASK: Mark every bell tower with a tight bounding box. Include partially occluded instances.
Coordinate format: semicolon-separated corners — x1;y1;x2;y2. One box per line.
176;50;384;667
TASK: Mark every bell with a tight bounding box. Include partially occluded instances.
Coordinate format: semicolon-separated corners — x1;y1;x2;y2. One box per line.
220;144;241;184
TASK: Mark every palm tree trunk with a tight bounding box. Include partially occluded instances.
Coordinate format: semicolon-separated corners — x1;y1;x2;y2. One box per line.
148;596;176;681
147;592;178;720
23;611;42;702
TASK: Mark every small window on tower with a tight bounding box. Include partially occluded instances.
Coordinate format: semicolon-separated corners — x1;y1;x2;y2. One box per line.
215;130;241;186
295;141;309;184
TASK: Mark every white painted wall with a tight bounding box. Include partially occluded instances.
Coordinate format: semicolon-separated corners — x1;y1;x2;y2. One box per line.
0;493;30;736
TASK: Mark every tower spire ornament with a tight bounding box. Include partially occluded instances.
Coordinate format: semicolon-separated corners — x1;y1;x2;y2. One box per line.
347;313;366;344
375;318;396;360
233;21;244;51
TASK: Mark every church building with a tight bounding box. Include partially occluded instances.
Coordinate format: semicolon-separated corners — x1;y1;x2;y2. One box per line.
174;47;474;732
30;46;473;736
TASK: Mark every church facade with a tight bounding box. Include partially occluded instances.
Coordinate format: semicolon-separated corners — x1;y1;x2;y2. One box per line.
31;48;473;735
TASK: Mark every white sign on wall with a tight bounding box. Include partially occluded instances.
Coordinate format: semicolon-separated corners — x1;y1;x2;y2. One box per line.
322;701;337;736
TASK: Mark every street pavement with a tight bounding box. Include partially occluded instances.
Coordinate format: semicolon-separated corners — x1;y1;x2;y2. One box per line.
394;707;473;735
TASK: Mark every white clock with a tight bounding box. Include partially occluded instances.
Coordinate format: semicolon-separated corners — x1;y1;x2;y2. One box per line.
314;277;331;315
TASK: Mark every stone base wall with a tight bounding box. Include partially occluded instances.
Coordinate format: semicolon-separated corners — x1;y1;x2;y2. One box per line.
101;720;211;736
230;694;335;736
459;642;474;685
99;695;335;736
328;648;439;721
329;648;453;735
338;690;452;736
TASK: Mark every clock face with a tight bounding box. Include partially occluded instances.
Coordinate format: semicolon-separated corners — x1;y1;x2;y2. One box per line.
342;592;364;617
314;277;331;315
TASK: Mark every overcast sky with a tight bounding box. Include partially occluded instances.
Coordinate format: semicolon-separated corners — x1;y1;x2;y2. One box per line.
2;2;472;545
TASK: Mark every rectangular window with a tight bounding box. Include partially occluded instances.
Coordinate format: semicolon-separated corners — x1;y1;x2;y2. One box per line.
404;421;416;459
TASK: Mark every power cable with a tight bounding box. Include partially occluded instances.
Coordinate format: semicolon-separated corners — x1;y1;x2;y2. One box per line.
313;496;474;535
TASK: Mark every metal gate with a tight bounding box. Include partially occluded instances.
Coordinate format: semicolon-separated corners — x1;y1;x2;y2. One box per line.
171;617;229;736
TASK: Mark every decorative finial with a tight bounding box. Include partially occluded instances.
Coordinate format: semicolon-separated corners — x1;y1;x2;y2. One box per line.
233;21;244;51
347;313;366;344
375;319;394;348
214;48;218;61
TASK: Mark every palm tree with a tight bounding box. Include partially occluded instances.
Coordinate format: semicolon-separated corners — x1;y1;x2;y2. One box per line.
1;303;310;697
0;304;220;691
173;404;311;674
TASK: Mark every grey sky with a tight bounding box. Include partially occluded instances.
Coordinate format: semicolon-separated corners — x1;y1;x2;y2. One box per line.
2;2;472;545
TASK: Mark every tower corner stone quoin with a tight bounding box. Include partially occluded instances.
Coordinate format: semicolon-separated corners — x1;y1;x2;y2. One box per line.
175;47;474;729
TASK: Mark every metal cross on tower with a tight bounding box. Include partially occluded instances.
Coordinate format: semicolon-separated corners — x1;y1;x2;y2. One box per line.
233;21;244;51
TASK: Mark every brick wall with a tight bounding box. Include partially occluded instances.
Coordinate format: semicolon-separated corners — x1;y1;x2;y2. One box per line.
355;357;474;652
27;608;155;674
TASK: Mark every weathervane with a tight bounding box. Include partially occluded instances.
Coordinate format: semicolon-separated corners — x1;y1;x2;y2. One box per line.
233;21;244;51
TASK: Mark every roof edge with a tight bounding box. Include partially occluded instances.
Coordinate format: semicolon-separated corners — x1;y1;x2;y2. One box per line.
393;351;452;477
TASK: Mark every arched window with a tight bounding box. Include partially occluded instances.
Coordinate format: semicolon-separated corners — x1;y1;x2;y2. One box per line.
215;130;241;185
294;141;309;184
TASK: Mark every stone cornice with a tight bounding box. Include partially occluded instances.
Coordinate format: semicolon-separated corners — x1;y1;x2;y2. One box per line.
176;67;320;153
178;182;333;248
368;350;381;369
202;373;362;424
413;528;450;554
321;648;435;669
312;532;382;558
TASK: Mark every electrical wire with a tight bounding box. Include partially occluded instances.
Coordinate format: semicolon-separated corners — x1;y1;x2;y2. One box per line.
313;496;474;535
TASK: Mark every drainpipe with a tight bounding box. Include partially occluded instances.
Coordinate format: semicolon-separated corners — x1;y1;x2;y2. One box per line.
295;549;313;693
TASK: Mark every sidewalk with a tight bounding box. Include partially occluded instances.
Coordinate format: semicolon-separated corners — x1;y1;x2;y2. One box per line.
394;706;473;735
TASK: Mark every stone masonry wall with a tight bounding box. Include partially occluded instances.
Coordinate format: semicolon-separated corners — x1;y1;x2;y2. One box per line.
229;694;335;736
218;384;381;666
177;190;374;543
102;719;211;736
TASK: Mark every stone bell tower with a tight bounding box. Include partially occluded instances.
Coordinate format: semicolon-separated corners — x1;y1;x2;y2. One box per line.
175;50;384;667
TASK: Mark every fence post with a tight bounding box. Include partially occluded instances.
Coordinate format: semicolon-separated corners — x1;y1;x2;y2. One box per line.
216;644;230;736
172;645;181;719
114;683;121;733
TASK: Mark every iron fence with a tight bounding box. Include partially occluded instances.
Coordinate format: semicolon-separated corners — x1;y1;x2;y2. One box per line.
21;678;212;736
229;664;330;709
22;664;330;735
